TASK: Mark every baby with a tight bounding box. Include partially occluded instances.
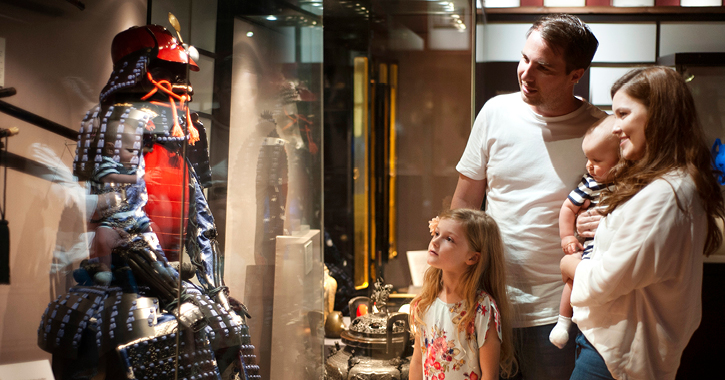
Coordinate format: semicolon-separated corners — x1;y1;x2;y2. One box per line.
550;115;619;349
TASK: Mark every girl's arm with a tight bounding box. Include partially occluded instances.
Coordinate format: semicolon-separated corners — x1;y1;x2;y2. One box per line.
478;333;501;380
409;333;423;380
560;198;584;254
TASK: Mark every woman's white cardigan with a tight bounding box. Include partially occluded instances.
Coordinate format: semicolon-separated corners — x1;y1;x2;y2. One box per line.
572;171;705;380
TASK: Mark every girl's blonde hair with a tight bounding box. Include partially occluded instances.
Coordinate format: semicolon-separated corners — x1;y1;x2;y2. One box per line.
409;209;516;377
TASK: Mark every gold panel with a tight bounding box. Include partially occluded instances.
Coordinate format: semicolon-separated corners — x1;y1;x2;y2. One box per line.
388;64;398;260
353;57;369;290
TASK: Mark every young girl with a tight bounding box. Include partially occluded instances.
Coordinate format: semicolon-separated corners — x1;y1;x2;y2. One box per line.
409;209;515;380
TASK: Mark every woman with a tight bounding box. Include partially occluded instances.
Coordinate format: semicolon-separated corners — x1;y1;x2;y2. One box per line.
560;66;725;380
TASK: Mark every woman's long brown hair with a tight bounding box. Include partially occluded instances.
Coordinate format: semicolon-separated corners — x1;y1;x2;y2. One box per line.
601;66;725;256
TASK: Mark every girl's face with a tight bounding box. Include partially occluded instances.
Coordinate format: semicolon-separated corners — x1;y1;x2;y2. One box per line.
612;90;648;161
428;218;479;275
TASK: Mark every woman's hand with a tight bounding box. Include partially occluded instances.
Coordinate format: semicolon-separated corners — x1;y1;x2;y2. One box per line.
576;207;601;239
561;252;582;283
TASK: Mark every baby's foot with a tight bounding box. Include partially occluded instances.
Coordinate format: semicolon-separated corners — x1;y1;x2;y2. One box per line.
549;315;572;349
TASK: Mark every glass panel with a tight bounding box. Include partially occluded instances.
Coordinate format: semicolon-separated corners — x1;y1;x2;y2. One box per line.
364;0;475;291
190;0;219;53
0;2;323;380
222;8;324;380
189;54;216;114
686;66;725;153
590;23;657;63
660;22;725;57
476;23;531;62
589;67;638;107
150;0;192;42
0;2;148;365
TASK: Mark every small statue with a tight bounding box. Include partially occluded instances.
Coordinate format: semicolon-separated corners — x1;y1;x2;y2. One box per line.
370;277;394;314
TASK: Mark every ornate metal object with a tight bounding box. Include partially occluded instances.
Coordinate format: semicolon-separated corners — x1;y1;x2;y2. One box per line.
325;278;411;379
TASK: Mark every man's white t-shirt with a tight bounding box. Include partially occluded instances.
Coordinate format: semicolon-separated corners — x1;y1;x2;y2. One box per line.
456;92;606;327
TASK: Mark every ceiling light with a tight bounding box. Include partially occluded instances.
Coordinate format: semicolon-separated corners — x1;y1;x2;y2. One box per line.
266;15;277;21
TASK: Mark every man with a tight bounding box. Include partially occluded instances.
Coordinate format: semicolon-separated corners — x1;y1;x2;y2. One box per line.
451;14;605;379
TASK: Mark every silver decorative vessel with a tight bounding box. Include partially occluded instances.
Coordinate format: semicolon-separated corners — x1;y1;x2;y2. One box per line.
325;279;412;380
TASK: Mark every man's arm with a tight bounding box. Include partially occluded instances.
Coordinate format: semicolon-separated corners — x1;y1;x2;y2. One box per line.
451;174;486;210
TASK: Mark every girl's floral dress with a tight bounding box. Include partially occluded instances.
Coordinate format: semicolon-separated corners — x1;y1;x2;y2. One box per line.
417;290;502;380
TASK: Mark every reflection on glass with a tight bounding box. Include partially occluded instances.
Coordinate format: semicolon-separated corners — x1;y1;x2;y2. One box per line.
224;13;324;380
37;22;259;380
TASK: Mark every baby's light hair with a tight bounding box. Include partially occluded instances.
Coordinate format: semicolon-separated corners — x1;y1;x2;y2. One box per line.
584;115;619;152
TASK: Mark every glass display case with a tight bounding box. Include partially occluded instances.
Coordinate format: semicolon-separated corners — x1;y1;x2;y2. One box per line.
0;0;479;379
0;1;323;379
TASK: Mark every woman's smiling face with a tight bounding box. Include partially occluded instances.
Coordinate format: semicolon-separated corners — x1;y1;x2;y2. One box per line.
612;90;649;161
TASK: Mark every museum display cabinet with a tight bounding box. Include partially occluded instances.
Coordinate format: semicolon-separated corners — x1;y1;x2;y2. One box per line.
0;1;324;379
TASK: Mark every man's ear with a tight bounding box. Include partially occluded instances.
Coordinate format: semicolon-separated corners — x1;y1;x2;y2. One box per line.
570;68;585;85
467;251;481;266
104;142;115;156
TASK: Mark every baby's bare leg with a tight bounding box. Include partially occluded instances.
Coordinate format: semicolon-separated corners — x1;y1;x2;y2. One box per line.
559;280;573;317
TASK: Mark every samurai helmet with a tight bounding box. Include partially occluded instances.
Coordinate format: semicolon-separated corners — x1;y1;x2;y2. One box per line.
111;24;199;71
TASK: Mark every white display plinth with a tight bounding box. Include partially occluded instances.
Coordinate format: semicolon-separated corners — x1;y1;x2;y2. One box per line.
269;229;324;380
